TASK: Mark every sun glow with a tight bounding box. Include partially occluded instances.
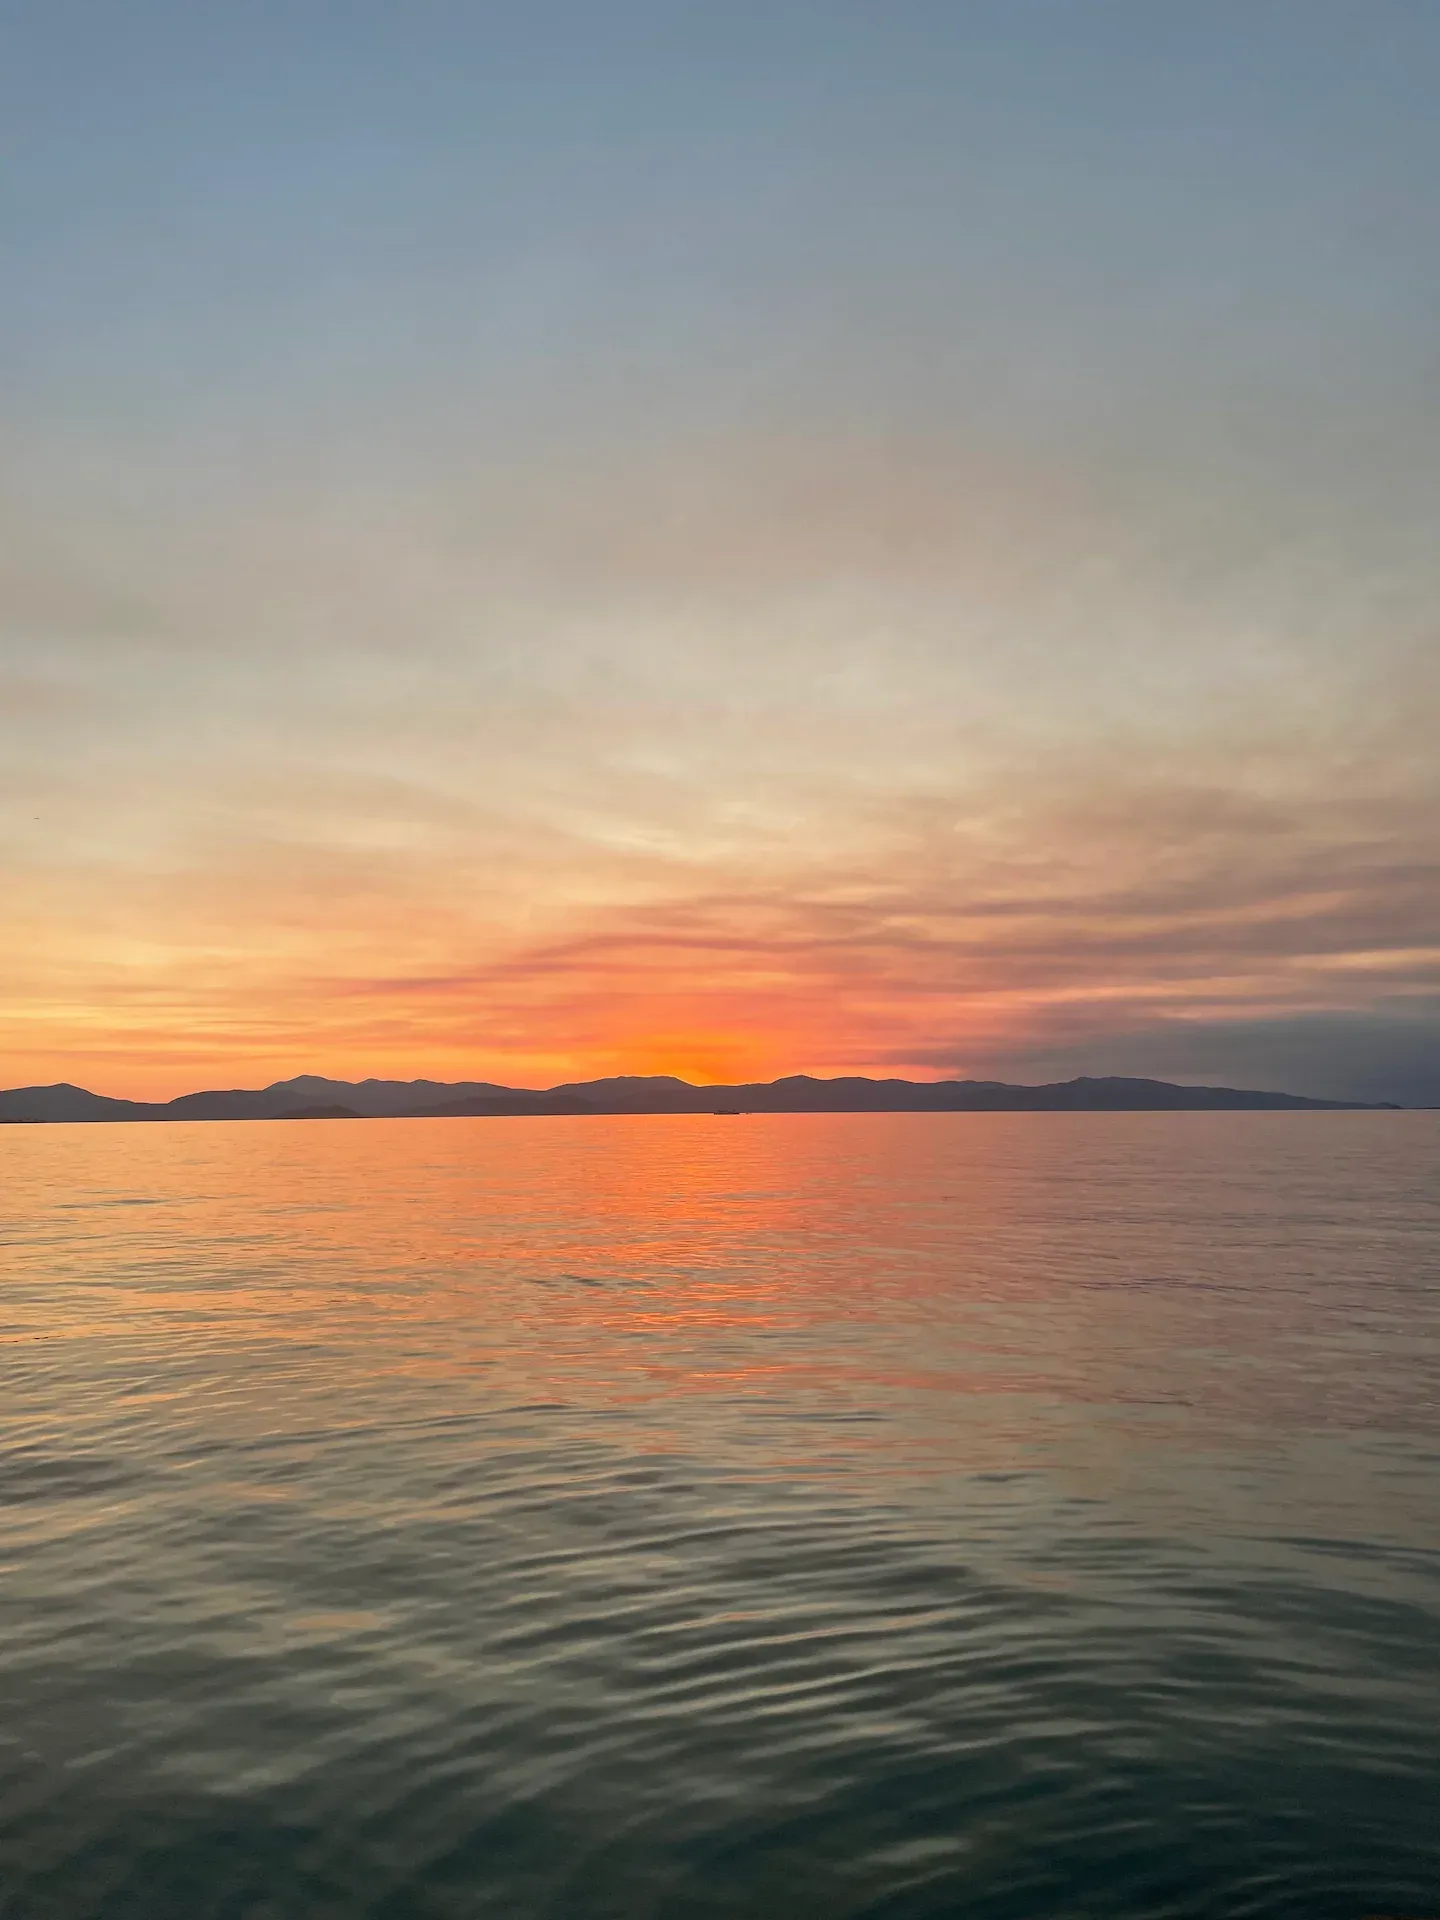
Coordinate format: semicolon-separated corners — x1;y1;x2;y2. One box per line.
591;1031;786;1087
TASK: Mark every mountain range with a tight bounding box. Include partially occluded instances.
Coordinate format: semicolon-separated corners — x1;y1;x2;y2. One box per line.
0;1074;1395;1123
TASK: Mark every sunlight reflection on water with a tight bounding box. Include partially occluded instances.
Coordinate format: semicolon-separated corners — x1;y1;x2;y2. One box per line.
2;1113;1438;1917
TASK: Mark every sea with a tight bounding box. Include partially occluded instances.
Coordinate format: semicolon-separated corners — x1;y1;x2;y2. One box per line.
2;1112;1437;1920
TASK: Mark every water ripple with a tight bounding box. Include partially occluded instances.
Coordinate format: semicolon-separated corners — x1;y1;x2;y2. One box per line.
1;1112;1438;1916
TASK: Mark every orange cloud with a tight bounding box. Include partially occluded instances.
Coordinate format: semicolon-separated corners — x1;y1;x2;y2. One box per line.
6;746;1436;1100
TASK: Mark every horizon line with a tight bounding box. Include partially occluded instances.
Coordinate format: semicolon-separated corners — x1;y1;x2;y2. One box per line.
0;1069;1403;1120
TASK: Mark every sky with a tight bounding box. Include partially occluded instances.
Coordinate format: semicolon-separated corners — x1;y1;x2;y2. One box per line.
3;0;1439;1102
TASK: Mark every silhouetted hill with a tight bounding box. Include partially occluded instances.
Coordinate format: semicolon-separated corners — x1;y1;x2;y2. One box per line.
0;1083;162;1123
0;1072;1394;1123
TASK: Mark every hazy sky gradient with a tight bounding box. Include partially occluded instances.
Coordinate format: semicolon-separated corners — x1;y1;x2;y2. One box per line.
4;1;1439;1099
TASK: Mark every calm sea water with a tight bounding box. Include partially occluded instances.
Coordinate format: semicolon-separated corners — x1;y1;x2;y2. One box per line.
2;1112;1438;1920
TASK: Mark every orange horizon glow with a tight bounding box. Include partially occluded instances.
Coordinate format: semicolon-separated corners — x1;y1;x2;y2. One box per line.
8;821;1437;1103
0;1020;976;1106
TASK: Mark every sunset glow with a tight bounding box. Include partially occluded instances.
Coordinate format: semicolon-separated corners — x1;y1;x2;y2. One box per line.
4;6;1438;1104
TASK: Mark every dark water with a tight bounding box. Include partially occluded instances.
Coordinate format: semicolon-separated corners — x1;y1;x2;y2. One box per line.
2;1113;1438;1920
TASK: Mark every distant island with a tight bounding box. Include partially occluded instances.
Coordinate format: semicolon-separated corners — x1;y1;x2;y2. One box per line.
0;1073;1398;1124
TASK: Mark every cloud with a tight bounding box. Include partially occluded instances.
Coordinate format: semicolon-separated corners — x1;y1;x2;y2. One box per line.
930;1006;1440;1108
5;741;1419;1098
4;308;1437;1104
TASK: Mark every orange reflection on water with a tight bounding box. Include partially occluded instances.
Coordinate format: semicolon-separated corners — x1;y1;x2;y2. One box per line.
4;1111;1437;1534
